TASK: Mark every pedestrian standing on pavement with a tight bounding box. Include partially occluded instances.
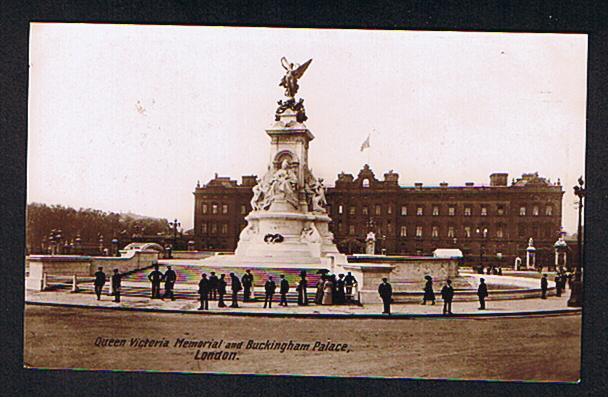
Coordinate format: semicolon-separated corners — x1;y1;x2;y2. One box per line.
208;271;219;301
163;265;177;301
217;273;227;307
344;272;357;304
94;267;106;301
335;274;346;305
441;279;454;315
315;275;326;305
322;275;334;305
477;278;489;310
554;273;562;297
279;274;289;306
378;277;393;315
242;269;254;302
296;270;309;306
111;269;121;303
198;273;210;310
230;272;242;308
263;276;277;308
541;274;548;299
148;264;164;299
422;275;436;305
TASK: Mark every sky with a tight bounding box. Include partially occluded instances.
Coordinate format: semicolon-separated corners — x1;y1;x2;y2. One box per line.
28;24;587;233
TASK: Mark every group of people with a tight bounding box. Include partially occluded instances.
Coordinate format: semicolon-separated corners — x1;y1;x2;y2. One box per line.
541;270;573;299
196;270;360;310
93;267;122;303
378;275;490;315
313;272;359;306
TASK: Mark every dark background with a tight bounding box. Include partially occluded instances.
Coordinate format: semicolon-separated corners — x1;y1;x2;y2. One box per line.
1;0;607;396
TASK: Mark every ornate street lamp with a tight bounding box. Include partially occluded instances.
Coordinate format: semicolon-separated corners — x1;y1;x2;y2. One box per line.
568;176;585;307
169;218;181;249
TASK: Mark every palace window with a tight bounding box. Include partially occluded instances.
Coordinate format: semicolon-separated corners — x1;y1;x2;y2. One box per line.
349;225;355;235
546;205;553;216
481;206;488;216
338;222;344;233
362;206;369;216
448;206;455;216
497;205;505;216
349;206;356;215
222;204;229;214
518;223;526;237
240;204;247;215
401;206;408;216
387;205;393;215
387;222;393;235
416;226;423;237
432;226;439;237
212;204;218;214
464;226;471;238
211;223;217;234
400;226;407;237
448;226;455;237
221;224;228;234
201;223;208;234
519;206;526;216
338;205;344;214
464;207;472;216
533;205;539;216
432;206;439;216
202;203;208;214
362;178;370;188
496;227;504;238
416;206;423;216
375;204;382;215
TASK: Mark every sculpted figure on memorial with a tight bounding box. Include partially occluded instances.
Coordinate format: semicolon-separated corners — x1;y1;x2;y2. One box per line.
265;160;299;209
310;177;327;212
279;57;312;99
250;178;264;211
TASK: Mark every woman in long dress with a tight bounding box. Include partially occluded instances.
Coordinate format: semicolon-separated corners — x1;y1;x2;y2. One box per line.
322;276;334;305
297;271;309;306
422;275;436;305
315;276;325;305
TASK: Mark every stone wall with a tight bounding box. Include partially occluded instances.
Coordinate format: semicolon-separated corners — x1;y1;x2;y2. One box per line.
26;249;158;291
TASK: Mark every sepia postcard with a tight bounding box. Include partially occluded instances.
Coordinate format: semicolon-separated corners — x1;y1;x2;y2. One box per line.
24;23;586;382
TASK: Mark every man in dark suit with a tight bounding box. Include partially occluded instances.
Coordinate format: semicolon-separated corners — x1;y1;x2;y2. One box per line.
230;272;242;308
264;276;277;308
279;274;290;306
378;277;393;315
541;274;548;299
242;269;254;302
344;272;357;304
440;279;454;315
198;273;210;310
111;269;121;303
94;267;106;301
208;271;219;300
554;273;562;297
217;273;227;307
163;265;177;301
148;264;164;299
477;278;489;310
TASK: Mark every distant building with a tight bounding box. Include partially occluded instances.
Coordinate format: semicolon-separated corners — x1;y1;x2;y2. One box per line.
193;166;564;266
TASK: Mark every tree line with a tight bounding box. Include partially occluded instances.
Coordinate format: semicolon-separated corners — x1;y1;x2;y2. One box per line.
27;202;170;253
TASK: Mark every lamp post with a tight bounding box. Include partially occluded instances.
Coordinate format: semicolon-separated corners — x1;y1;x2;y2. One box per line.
568;176;585;307
169;219;181;249
476;227;488;273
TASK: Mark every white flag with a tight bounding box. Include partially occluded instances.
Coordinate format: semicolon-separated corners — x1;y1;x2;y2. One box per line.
360;134;371;152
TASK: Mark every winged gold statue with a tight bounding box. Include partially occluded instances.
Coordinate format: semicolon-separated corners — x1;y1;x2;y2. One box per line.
279;57;313;98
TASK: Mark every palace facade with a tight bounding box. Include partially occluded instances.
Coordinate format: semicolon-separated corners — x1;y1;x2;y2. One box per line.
193;166;564;266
